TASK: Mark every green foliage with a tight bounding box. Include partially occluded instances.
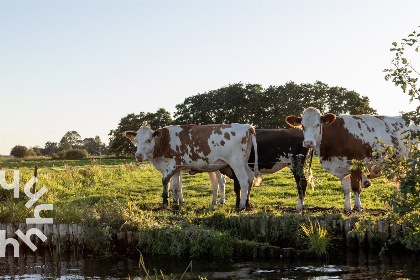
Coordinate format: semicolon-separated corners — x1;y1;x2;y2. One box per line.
400;212;420;252
60;131;82;150
381;26;420;216
174;81;377;128
25;149;37;157
138;226;235;258
10;145;28;158
300;219;331;256
42;141;59;156
108;108;173;156
79;224;113;255
65;148;89;159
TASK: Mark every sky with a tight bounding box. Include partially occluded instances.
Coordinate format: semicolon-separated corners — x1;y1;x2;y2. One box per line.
0;0;419;155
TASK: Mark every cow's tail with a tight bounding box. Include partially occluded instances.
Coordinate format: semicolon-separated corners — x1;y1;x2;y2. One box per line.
308;149;315;191
251;132;261;184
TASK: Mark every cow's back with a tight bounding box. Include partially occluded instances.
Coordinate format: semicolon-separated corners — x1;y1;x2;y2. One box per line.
153;124;254;167
320;115;407;161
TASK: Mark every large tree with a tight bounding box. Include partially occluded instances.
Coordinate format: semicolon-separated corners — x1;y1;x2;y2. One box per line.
174;81;377;128
108;108;173;156
59;131;82;150
83;136;107;155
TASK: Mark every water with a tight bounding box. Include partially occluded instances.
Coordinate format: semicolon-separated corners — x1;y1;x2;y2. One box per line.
1;247;420;279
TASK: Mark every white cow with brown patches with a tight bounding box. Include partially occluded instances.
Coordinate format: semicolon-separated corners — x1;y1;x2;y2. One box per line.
286;107;417;212
126;124;258;210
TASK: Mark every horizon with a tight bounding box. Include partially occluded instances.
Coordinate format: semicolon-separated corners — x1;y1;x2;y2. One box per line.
1;0;419;155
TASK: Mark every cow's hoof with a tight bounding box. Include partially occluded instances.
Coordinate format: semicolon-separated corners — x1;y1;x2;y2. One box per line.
343;208;352;214
162;203;168;209
353;207;364;212
245;202;254;211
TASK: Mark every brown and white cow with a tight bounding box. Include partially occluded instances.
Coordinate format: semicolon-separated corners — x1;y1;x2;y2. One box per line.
286;107;416;212
126;124;258;210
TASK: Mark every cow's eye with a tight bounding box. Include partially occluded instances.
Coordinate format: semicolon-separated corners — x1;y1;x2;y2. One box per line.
146;139;151;144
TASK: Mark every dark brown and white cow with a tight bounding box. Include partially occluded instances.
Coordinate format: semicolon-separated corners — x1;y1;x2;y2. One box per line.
126;124;258;210
286;107;416;211
218;129;312;212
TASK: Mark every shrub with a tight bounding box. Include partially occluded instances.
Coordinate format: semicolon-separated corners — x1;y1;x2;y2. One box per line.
65;149;88;159
10;145;28;158
25;149;37;157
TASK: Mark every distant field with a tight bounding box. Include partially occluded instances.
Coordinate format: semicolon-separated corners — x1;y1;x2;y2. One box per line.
0;156;394;225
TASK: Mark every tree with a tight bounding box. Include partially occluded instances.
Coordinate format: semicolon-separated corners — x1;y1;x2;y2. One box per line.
60;131;82;150
32;146;42;156
83;136;107;155
174;82;377;128
108;108;173;156
10;145;28;158
42;141;59;156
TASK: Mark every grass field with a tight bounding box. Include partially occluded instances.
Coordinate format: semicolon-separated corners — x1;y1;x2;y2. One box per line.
0;155;394;226
6;156;420;256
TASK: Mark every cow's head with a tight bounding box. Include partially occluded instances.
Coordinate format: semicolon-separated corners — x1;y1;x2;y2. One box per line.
125;127;160;162
285;107;336;149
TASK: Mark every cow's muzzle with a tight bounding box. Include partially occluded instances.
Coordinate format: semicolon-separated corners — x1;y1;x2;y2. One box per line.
135;152;144;162
303;140;314;148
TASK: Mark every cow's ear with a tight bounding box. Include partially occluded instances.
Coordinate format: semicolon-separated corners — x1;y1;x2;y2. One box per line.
125;131;137;143
152;130;161;139
321;113;336;125
285;115;302;128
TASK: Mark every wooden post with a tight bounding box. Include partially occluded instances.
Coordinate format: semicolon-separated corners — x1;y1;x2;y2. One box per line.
32;166;38;193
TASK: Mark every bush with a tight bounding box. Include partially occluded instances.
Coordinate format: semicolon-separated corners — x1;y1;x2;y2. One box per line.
64;149;88;159
10;145;28;158
25;149;37;157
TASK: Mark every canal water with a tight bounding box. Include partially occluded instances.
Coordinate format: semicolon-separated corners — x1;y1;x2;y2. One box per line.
1;247;420;279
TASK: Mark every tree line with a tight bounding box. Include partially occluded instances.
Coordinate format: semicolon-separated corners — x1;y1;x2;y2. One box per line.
10;131;107;159
108;80;377;156
9;80;376;158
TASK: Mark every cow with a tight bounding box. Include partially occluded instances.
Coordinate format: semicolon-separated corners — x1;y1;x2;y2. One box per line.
217;129;312;212
285;107;416;212
125;124;258;210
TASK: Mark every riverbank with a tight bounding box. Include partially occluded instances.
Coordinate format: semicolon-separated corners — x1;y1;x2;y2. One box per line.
1;158;418;258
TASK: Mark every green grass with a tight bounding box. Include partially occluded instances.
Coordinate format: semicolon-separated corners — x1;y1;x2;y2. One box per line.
0;156;394;225
2;156;414;255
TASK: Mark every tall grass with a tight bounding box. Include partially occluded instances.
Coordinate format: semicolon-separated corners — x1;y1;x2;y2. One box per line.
300;219;331;256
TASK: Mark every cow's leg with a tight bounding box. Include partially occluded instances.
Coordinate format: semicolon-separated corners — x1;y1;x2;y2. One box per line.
162;170;177;208
233;175;241;209
231;165;253;211
245;167;254;210
341;175;352;212
350;169;363;211
291;157;308;212
170;171;181;204
216;170;226;204
208;172;219;205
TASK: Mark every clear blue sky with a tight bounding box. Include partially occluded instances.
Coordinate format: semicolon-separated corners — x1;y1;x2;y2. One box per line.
0;0;419;155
